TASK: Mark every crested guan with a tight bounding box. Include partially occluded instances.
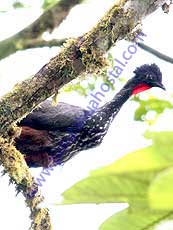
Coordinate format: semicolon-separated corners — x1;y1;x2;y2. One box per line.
15;64;165;168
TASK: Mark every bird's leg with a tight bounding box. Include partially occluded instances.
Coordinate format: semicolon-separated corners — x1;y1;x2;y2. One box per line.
52;92;59;106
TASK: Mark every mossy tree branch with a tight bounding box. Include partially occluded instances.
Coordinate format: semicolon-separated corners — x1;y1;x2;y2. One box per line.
0;133;52;229
0;0;167;135
0;0;84;60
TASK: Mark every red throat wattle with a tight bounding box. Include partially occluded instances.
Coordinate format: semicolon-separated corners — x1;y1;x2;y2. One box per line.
132;83;151;95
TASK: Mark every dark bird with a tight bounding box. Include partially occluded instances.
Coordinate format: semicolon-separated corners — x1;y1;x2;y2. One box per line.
15;64;165;168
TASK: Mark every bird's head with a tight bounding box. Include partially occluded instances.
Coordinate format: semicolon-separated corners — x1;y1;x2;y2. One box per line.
128;63;165;95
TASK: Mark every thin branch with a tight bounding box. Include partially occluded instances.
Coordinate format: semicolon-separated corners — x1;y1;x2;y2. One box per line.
0;0;84;60
24;38;67;49
137;42;173;64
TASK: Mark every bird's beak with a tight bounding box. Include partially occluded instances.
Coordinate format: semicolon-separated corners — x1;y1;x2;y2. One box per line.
155;82;166;90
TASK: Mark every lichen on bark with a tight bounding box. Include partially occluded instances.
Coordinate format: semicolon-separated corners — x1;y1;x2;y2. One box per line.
0;134;52;229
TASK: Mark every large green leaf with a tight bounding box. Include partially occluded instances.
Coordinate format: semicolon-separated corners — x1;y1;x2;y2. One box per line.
61;131;173;230
149;167;173;210
62;131;173;205
62;173;148;204
100;209;173;230
62;130;173;230
92;131;173;176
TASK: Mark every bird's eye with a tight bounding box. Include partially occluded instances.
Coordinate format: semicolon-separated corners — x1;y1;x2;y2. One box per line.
146;74;153;80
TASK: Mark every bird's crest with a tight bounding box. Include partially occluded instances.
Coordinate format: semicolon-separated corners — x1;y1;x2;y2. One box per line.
134;63;162;82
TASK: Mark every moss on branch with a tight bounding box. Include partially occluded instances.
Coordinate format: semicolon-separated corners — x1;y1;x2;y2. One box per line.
0;135;52;229
0;0;167;135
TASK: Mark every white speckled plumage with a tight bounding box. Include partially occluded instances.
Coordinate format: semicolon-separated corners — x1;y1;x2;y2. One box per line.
16;64;165;167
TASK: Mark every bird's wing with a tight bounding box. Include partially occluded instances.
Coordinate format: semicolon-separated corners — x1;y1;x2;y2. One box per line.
18;100;91;132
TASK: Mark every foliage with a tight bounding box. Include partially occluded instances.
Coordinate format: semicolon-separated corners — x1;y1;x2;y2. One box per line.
0;1;26;13
12;1;25;9
63;82;88;96
133;96;173;123
62;131;173;229
1;0;58;12
100;209;173;230
42;0;58;10
149;167;173;210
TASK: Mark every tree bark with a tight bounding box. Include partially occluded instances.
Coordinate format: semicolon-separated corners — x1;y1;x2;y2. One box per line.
0;0;167;135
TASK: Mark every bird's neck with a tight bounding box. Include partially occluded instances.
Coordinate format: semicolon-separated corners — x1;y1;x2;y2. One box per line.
81;82;133;147
100;82;132;119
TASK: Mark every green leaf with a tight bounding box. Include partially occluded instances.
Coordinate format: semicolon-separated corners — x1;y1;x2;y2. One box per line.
62;131;173;205
92;131;173;176
61;131;173;229
63;83;87;96
88;83;95;91
42;0;58;10
149;167;173;210
62;174;148;204
134;98;173;121
100;208;173;230
13;1;25;9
